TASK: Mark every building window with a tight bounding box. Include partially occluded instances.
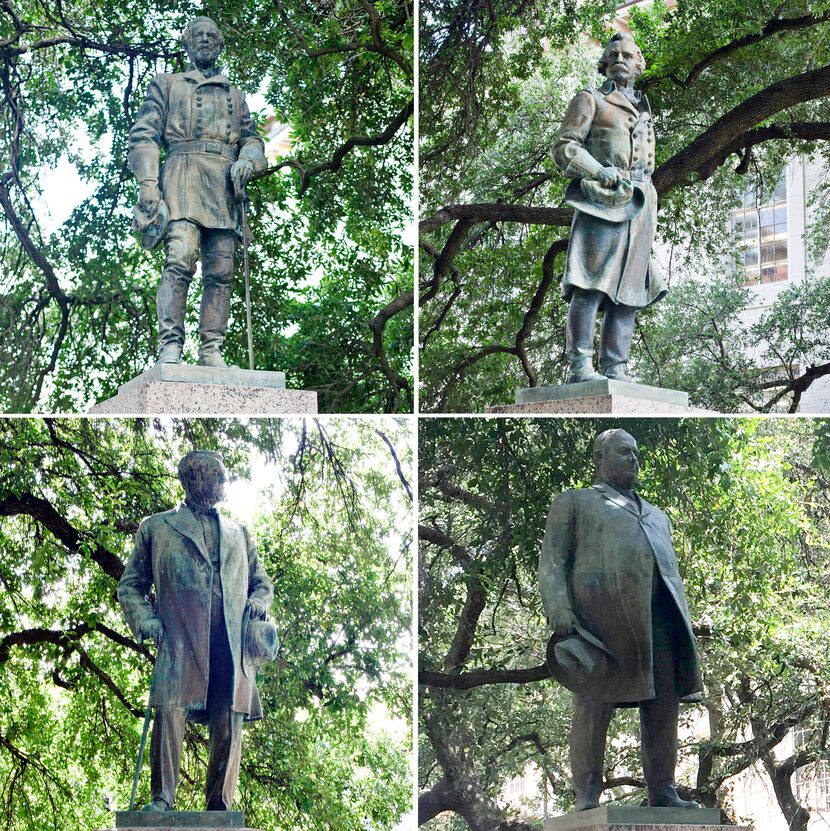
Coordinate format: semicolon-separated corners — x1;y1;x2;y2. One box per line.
794;727;830;811
730;175;788;285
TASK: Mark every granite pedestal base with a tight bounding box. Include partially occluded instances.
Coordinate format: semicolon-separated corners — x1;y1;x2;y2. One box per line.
89;364;317;415
487;379;703;415
545;806;744;831
101;810;261;831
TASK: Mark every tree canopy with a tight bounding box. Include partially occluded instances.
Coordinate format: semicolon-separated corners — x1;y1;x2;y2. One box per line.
419;0;830;413
0;416;413;831
0;0;413;414
418;416;830;831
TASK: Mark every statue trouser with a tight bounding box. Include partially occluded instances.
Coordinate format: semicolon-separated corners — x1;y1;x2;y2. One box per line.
570;578;695;810
148;599;244;810
157;219;236;366
566;288;636;382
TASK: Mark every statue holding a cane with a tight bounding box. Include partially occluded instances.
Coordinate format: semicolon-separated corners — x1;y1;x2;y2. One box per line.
129;16;265;369
118;451;277;812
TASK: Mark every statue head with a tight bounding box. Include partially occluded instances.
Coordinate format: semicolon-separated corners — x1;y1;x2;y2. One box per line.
178;450;229;509
592;429;640;489
182;16;224;71
597;32;645;87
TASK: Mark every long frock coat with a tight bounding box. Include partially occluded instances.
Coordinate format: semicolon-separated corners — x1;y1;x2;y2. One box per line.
128;68;267;231
119;503;274;722
552;80;666;310
538;483;702;705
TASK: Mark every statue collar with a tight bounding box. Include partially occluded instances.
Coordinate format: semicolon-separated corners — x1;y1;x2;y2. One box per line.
182;68;232;88
592;482;654;519
599;79;650;116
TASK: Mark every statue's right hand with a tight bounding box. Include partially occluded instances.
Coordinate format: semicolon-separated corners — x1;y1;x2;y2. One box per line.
549;609;579;635
139;181;161;214
596;166;619;188
139;618;165;645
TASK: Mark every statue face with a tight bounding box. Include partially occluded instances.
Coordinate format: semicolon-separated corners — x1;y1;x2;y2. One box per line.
604;40;638;87
598;432;640;490
186;20;223;70
182;457;229;508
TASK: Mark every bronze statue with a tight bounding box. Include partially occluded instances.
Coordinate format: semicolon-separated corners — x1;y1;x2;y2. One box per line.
538;429;702;810
129;16;266;367
118;451;276;811
553;32;665;383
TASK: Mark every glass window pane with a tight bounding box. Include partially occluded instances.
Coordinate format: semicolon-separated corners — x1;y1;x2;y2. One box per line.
744;247;759;267
761;243;775;264
774;206;786;224
775;221;787;237
760;207;774;225
774;240;787;262
761;266;776;283
760;225;774;242
773;178;786;202
776;263;788;280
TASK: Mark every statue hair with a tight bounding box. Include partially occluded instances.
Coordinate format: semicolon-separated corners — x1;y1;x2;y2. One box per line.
597;31;645;79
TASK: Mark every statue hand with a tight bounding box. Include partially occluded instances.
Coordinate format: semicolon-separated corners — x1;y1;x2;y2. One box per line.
246;598;267;620
139;181;161;214
230;159;255;197
549;609;579;635
139;618;165;645
596;166;619;188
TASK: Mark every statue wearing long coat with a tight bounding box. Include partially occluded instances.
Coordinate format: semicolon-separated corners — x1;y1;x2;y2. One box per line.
118;503;274;721
128;69;266;231
539;482;702;704
553;79;666;310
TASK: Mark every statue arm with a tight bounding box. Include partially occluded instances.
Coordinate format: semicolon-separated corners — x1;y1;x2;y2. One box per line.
552;90;606;180
117;520;161;643
127;74;167;185
244;526;274;618
237;95;266;171
538;492;578;631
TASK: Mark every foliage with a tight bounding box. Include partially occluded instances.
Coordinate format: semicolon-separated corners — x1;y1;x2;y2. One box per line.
0;416;413;831
418;417;830;831
0;0;413;414
419;0;830;412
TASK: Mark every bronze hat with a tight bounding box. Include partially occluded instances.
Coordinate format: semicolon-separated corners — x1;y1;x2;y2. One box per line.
242;612;279;679
546;624;616;697
565;178;645;222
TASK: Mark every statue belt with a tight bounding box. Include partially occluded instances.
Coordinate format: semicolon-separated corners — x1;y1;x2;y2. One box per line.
167;140;238;161
627;169;650;182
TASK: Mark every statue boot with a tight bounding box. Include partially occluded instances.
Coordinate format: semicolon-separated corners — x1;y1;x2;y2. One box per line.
598;302;636;382
566;289;603;383
198;232;235;368
648;784;701;809
142;797;170;812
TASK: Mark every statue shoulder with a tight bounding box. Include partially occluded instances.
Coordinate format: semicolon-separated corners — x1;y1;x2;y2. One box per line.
138;508;177;531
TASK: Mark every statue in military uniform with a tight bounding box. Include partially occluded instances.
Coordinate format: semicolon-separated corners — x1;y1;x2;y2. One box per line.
118;451;277;811
129;17;267;367
553;32;665;383
538;430;702;811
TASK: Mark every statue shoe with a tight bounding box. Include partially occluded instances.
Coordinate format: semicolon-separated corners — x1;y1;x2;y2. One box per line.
141;797;170;812
601;364;634;382
198;351;229;368
566;360;604;384
648;785;701;809
156;343;182;364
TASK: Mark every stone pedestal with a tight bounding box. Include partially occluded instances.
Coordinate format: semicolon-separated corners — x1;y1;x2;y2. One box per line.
101;810;262;831
89;364;317;415
486;379;703;415
545;805;743;831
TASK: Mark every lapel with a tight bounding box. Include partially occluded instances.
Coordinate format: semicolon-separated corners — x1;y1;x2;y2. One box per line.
165;503;210;564
593;482;642;518
217;513;233;572
600;79;642;117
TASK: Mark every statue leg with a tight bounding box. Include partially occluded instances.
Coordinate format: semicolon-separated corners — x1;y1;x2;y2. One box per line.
598;302;637;381
146;706;186;810
566;289;604;383
205;595;244;809
198;229;237;367
571;694;614;810
641;580;700;809
157;220;200;364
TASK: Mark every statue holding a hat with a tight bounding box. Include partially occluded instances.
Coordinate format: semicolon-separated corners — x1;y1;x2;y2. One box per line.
118;450;277;812
538;429;702;811
553;32;666;384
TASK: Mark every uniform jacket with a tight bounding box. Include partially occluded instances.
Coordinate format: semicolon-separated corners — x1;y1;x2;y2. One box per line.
538;482;702;704
118;503;274;721
128;68;267;230
552;80;666;309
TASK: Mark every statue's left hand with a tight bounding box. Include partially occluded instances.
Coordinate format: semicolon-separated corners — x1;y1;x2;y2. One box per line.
230;159;255;197
246;598;267;620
